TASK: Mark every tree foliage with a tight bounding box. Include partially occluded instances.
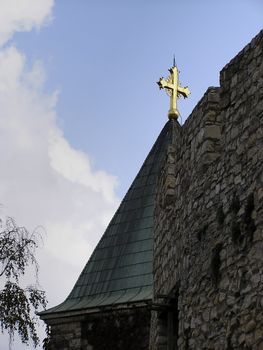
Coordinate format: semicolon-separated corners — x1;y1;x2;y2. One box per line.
0;217;47;347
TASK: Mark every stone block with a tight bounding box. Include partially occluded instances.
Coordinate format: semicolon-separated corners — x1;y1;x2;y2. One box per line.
204;125;221;140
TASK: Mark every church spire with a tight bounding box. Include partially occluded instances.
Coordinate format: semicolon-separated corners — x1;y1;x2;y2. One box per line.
173;55;176;67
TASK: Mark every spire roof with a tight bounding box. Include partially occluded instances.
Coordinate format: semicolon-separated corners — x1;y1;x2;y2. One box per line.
41;120;179;318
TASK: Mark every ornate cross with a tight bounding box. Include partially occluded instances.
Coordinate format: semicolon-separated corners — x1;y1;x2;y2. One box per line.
157;63;190;119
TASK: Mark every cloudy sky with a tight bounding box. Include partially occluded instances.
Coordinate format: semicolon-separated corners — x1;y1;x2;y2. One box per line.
0;1;262;348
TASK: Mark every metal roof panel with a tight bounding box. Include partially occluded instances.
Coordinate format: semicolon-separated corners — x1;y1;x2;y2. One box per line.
41;120;179;317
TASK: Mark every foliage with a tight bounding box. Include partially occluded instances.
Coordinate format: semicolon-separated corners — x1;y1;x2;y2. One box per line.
0;217;47;347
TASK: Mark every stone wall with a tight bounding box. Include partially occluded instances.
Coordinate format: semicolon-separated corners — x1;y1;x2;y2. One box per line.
45;315;83;350
151;30;263;349
45;307;151;350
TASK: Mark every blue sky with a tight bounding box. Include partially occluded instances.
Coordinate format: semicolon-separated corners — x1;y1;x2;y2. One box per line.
0;1;262;348
12;0;263;196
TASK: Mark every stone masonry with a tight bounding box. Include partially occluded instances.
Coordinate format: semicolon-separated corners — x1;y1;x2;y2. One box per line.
45;308;151;350
151;30;263;349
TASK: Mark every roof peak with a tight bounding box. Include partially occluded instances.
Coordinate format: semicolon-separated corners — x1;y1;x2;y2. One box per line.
40;120;178;318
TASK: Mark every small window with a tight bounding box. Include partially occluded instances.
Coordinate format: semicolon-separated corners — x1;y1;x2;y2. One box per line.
167;292;179;350
157;291;179;350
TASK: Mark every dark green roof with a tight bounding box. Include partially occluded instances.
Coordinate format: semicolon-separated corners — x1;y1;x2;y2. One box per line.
41;120;178;317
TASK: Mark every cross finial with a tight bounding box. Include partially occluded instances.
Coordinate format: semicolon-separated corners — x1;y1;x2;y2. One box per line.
157;63;190;119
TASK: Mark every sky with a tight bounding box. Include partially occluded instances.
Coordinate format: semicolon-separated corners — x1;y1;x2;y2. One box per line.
0;0;262;348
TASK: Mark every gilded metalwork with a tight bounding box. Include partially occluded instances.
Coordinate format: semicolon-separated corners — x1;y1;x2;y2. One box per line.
157;63;190;119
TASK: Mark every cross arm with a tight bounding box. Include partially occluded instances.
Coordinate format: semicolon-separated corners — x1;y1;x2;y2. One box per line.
178;85;190;98
157;78;174;90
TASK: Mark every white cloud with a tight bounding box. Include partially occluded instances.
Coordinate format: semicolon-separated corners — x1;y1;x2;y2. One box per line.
0;0;54;46
0;1;120;348
0;44;119;269
49;129;118;204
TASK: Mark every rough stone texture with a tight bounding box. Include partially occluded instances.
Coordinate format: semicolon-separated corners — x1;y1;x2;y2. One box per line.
45;308;151;350
46;316;83;350
151;30;263;349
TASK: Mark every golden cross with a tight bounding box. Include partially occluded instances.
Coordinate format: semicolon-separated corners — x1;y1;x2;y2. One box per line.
157;64;190;119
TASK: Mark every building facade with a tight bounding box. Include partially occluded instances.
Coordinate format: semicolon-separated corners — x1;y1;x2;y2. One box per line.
151;30;263;349
41;30;263;349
